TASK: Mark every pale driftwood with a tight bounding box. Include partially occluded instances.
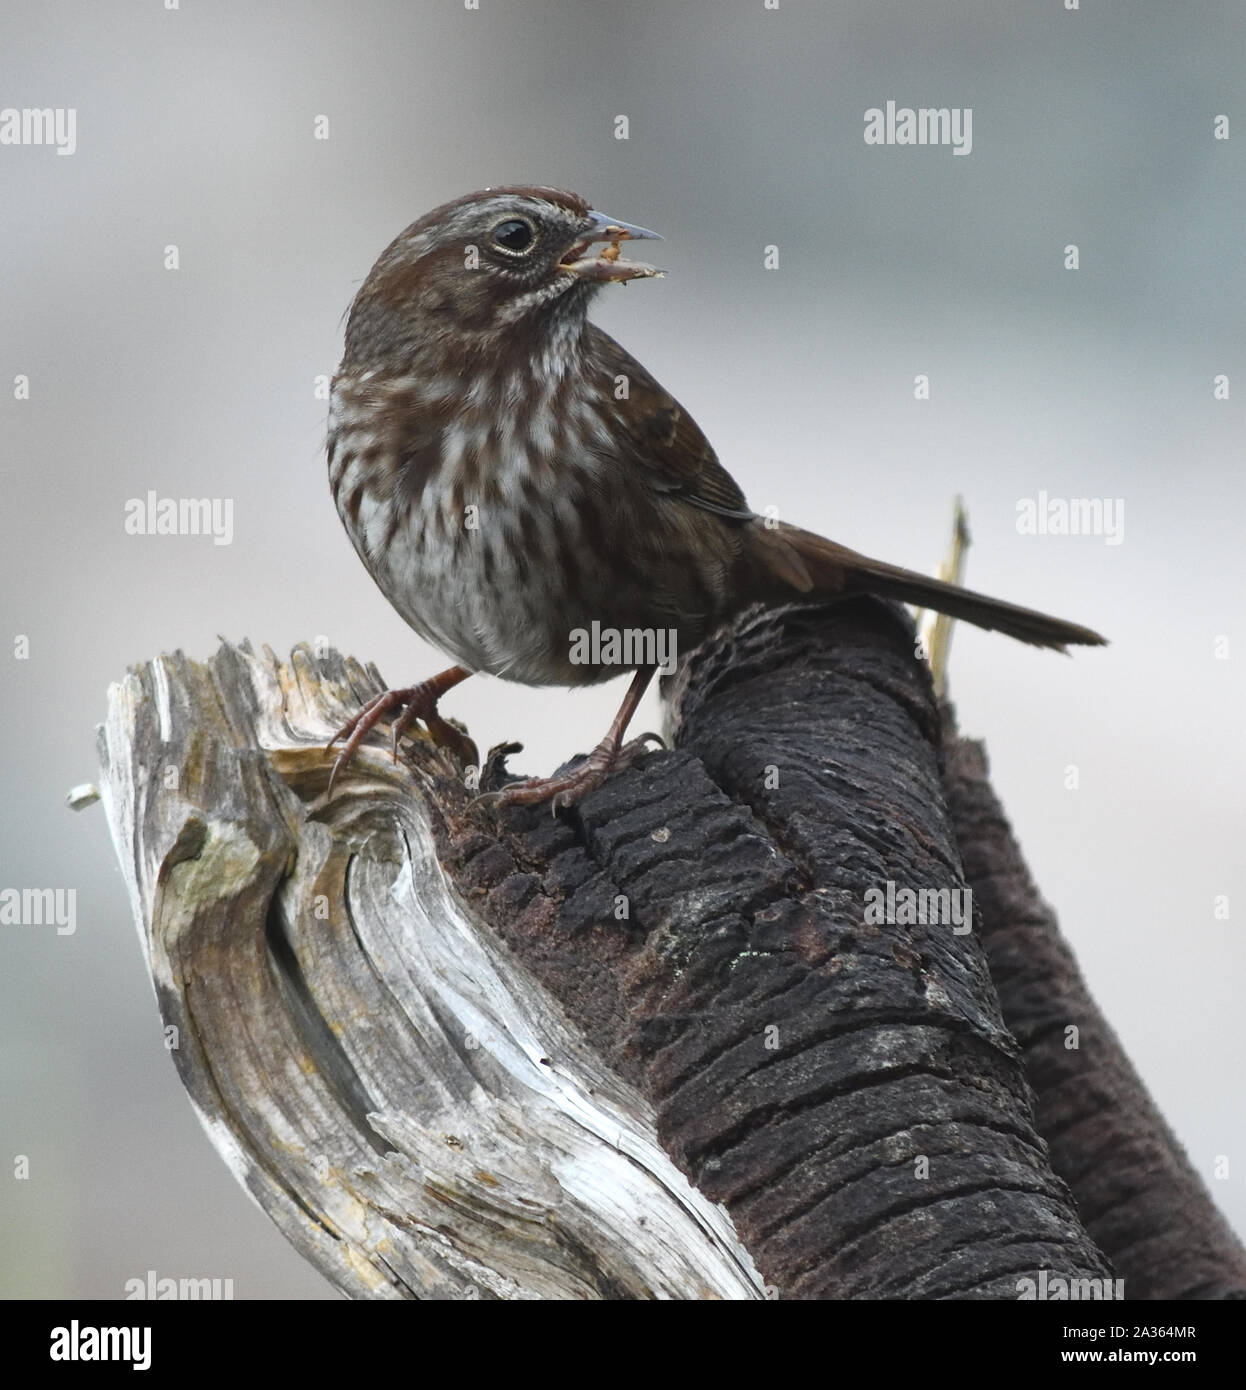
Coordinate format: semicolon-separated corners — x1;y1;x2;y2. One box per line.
97;598;1245;1299
99;641;764;1300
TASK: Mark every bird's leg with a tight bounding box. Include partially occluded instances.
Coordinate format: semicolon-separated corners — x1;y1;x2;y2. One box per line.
326;664;476;795
484;666;663;811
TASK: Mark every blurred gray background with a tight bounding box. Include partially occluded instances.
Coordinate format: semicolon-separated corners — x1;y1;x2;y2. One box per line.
2;1;1243;1298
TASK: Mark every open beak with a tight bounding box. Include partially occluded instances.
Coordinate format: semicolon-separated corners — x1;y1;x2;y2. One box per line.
559;209;665;283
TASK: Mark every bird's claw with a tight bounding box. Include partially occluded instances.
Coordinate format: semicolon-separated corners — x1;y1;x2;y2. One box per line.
479;730;665;812
325;684;478;797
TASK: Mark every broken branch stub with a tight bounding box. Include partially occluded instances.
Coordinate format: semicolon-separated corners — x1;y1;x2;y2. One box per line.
98;640;764;1300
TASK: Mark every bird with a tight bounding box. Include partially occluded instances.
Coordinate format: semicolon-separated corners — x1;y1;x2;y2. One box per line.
325;186;1105;808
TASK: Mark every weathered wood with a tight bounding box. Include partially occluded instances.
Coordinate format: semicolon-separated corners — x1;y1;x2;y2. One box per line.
99;643;764;1300
97;598;1240;1298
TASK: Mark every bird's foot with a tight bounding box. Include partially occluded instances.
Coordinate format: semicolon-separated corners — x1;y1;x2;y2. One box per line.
326;680;478;796
480;731;665;812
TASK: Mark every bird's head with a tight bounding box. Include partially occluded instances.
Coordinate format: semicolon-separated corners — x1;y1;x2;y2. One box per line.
343;186;663;366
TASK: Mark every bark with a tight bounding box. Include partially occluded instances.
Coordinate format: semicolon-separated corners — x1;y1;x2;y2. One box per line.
96;598;1243;1298
944;736;1246;1300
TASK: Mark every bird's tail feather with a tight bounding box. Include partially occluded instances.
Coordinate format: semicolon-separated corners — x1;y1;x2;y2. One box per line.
769;523;1106;652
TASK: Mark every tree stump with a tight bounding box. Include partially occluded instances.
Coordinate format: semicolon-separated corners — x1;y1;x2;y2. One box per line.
97;598;1246;1299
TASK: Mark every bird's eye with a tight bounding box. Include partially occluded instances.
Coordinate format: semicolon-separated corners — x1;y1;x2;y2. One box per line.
491;219;536;253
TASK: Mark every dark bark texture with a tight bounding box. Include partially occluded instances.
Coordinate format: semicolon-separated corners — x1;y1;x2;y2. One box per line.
944;737;1246;1300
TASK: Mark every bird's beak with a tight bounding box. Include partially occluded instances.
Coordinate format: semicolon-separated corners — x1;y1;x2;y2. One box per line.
559;209;665;283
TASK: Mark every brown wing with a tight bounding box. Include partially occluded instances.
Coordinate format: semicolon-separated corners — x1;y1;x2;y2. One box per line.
585;324;756;520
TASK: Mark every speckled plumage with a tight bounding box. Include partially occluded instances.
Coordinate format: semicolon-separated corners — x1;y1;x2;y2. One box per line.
326;187;1105;805
329;187;762;686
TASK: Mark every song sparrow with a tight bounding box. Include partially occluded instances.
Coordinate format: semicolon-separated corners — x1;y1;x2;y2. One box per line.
327;186;1105;808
